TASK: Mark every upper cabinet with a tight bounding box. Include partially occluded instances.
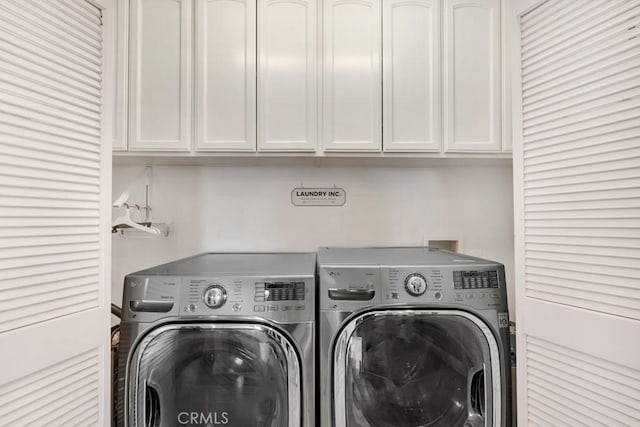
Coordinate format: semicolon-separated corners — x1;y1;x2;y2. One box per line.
114;0;509;157
443;0;501;152
323;0;381;152
112;0;128;151
383;0;440;152
128;0;192;151
258;0;317;151
196;0;256;151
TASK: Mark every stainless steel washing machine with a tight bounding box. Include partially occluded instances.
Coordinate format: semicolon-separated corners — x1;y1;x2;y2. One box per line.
116;253;316;427
318;247;512;427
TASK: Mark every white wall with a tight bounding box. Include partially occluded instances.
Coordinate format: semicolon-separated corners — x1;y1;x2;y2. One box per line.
112;164;515;314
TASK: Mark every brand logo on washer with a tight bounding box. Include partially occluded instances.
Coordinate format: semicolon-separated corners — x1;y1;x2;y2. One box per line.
177;412;229;425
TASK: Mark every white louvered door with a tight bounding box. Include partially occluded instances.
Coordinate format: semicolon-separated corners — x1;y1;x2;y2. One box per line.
0;0;113;425
511;0;640;425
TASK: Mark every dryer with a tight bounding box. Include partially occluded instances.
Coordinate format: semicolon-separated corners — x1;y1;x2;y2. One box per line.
116;253;316;427
318;247;512;427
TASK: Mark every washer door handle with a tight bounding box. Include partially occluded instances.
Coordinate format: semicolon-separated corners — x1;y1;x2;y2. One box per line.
328;288;375;301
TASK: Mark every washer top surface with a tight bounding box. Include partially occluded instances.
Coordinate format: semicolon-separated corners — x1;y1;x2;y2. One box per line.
318;246;500;267
129;252;317;277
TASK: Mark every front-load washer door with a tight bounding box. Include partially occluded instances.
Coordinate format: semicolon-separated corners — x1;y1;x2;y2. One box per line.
128;323;301;427
332;310;501;427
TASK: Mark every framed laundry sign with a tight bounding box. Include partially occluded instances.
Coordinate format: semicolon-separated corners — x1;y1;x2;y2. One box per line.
291;187;346;207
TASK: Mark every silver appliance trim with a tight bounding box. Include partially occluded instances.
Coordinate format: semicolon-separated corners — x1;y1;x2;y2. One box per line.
127;322;302;427
332;309;502;427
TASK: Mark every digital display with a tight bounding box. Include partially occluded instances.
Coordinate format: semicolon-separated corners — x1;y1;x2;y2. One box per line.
255;282;305;302
453;271;499;289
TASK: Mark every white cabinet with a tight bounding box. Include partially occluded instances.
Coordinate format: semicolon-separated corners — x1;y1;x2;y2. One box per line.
112;0;128;151
116;0;508;157
383;0;440;152
196;0;256;151
258;0;317;152
128;0;192;151
323;0;381;152
444;0;501;152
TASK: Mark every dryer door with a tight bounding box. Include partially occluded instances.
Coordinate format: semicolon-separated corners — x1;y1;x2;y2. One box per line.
128;323;301;427
333;310;501;427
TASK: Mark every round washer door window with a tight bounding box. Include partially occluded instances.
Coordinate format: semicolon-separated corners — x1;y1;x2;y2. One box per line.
129;324;300;427
334;311;499;427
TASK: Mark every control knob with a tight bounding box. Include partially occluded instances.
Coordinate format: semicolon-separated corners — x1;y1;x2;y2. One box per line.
404;273;428;296
203;285;227;309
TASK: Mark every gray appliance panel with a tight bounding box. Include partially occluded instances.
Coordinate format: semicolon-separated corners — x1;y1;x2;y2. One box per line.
123;275;315;323
319;264;509;324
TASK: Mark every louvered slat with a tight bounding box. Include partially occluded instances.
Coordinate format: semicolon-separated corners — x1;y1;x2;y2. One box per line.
0;78;100;120
0;259;100;283
0;10;101;76
520;0;586;35
0;41;102;101
0;125;101;155
520;8;640;321
12;0;102;51
0;0;103;335
522;1;640;71
526;336;640;425
1;143;100;170
59;0;104;23
522;0;631;60
521;0;605;44
0;350;99;424
0;267;97;291
2;0;102;56
523;13;640;87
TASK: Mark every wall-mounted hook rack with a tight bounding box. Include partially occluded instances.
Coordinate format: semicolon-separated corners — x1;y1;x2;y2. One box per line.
112;167;171;238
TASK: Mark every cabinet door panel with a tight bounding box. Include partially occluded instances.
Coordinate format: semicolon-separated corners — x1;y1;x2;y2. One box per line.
129;0;192;151
324;0;381;152
444;0;501;152
258;0;317;151
383;0;440;152
112;0;128;151
196;0;256;151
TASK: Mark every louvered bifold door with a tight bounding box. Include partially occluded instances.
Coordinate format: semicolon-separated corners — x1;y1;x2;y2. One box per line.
512;0;640;426
0;0;112;425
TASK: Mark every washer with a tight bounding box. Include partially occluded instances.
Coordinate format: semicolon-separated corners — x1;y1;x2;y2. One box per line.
116;253;316;427
318;247;512;427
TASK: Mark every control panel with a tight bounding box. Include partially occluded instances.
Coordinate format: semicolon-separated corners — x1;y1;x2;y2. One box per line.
380;266;507;311
255;281;305;302
122;275;314;323
453;270;499;289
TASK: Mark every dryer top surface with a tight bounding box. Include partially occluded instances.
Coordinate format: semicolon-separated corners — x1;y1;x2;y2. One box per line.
129;252;317;277
318;247;501;268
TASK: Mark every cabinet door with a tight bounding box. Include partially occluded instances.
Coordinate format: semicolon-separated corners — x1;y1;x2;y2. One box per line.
513;0;640;424
324;0;381;152
129;0;192;151
112;0;128;151
444;0;501;152
0;0;111;423
383;0;440;152
258;0;317;152
196;0;256;151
